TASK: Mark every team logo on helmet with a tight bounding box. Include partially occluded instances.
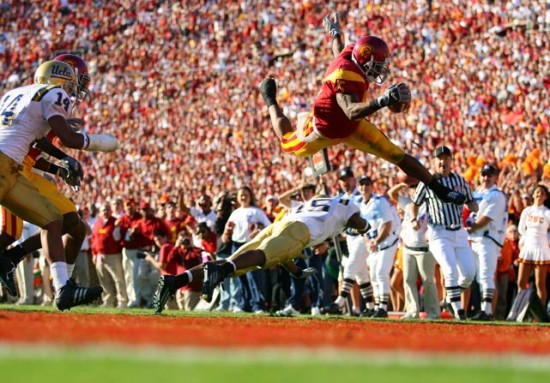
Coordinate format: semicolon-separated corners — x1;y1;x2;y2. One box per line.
50;64;74;80
358;45;373;60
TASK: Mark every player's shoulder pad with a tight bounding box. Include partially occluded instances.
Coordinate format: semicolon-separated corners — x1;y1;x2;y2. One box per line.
32;85;61;102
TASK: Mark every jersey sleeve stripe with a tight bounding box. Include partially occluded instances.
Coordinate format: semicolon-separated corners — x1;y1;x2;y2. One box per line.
31;85;60;102
323;68;365;84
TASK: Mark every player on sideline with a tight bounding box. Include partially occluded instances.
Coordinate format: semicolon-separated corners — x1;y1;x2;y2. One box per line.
0;60;117;310
152;195;370;314
258;13;465;205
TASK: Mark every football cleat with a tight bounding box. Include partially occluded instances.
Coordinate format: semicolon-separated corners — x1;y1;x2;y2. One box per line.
0;256;16;296
470;311;493;321
360;308;376;317
152;275;176;315
201;262;226;303
55;279;103;311
320;302;343;315
372;308;388;318
456;309;467;321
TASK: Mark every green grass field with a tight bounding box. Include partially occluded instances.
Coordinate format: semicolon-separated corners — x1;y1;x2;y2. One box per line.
1;346;549;383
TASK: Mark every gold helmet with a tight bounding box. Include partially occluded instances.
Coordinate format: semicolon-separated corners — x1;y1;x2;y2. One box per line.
34;60;78;98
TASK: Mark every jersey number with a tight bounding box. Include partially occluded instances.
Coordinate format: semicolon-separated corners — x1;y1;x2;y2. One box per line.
295;198;332;213
0;94;23;126
55;92;71;112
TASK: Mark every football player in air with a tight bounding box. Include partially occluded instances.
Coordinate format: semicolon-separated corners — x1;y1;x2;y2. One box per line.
259;13;465;205
0;59;117;310
152;195;370;315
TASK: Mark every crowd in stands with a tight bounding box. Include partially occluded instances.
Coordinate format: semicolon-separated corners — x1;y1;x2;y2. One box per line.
1;1;549;316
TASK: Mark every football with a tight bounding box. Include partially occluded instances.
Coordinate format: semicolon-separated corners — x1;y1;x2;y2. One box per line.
388;101;410;113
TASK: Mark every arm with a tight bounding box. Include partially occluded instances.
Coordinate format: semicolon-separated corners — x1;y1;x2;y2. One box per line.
466;200;479;213
323;14;344;57
48;115;118;152
367;221;392;252
278;185;303;209
387;182;409;203
34;137;68;160
345;212;370;233
409;203;421;231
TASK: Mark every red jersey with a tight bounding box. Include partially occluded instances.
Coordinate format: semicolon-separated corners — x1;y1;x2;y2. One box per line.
314;45;370;139
171;246;203;292
91;216;122;255
131;215;170;249
118;212;143;249
158;242;179;276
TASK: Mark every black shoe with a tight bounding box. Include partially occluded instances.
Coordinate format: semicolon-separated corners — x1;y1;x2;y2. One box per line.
55;279;103;311
0;256;16;296
360;308;376;317
456;309;467;321
372;308;388;318
152;275;176;315
259;78;277;106
201;262;226;303
470;311;493;321
320;303;343;315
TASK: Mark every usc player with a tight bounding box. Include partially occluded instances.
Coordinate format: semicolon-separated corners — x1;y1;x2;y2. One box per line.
259;13;465;206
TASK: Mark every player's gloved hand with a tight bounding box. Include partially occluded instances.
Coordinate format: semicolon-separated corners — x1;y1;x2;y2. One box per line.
323;13;341;38
293;267;318;279
346;227;362;236
376;82;411;108
57;156;83;190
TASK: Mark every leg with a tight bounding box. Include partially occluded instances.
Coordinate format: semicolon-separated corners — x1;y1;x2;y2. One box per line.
534;265;548;305
417;252;440;318
258;78;293;139
517;263;532;292
402;249;421;316
96;256;115;307
62;212;87;265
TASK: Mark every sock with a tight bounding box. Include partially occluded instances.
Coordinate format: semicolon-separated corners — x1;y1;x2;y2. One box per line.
339;278;354;299
334;296;345;307
66;263;75;278
5;244;27;265
50;262;69;292
174;272;190;289
481;288;494;314
446;285;463;314
222;260;236;275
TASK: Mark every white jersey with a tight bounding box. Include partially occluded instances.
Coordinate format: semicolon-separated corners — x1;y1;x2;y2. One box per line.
227;206;271;243
470;185;508;245
360;194;399;249
284;196;359;247
0;84;72;164
518;205;550;251
398;195;428;247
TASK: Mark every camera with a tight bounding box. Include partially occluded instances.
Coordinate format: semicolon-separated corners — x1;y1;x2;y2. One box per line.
136;251;147;259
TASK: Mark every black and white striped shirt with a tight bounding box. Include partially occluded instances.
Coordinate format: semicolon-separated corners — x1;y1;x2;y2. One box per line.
412;172;473;228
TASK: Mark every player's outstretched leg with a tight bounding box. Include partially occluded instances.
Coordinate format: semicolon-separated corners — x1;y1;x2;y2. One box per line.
152;275;176;315
55;279;103;311
202;262;228;303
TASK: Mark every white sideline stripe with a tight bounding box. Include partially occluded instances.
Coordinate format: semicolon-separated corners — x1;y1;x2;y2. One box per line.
0;343;549;370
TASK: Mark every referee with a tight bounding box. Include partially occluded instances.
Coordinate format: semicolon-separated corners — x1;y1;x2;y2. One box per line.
410;146;478;320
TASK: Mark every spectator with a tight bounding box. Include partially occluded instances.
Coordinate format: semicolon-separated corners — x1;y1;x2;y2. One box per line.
91;203;127;308
516;185;550;306
388;181;440;320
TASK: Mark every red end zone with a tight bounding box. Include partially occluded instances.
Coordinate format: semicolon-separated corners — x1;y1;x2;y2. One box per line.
2;311;550;355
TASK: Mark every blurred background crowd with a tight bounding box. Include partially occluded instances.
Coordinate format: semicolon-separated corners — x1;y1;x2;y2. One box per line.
0;0;549;317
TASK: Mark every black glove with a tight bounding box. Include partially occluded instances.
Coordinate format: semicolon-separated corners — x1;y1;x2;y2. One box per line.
322;13;341;38
57;156;84;189
376;82;411;108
